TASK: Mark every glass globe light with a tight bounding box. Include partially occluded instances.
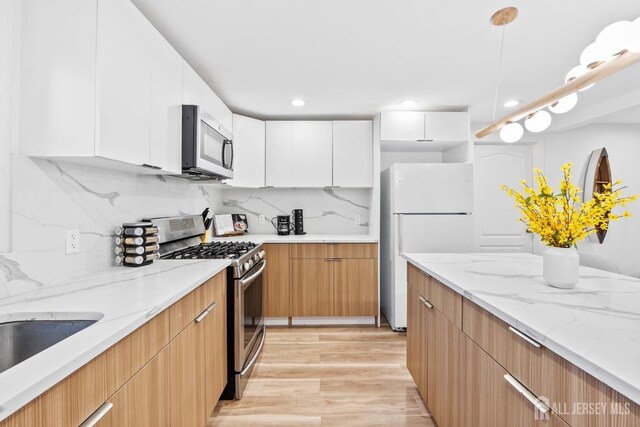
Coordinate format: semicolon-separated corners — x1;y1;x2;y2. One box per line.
580;42;611;68
625;17;640;53
596;21;632;57
500;122;524;143
549;93;578;114
524;110;552;133
565;65;595;91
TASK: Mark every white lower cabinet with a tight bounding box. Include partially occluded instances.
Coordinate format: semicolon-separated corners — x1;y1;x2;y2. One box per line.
228;115;266;188
332;121;373;187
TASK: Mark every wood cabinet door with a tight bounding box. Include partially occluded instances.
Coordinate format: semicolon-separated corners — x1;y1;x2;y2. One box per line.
95;0;152;165
332;121;373;187
149;27;182;174
426;307;461;427
461;334;568;427
380;111;424;141
290;259;333;316
407;280;428;403
333;258;377;316
204;273;227;415
169;319;206;427
228;115;266;188
264;243;291;317
97;348;170;427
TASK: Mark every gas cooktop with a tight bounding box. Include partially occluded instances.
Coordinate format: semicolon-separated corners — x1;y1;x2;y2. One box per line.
161;241;258;260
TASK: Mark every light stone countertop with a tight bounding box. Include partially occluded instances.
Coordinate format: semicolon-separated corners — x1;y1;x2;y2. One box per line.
209;233;378;243
0;259;231;422
403;252;640;405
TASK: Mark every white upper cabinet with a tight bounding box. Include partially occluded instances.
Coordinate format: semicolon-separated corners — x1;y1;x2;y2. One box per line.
265;121;294;187
265;121;333;187
332;121;373;187
149;29;183;174
380;111;424;141
291;121;333;187
228;115;265;188
19;0;232;175
19;0;98;157
424;112;469;142
95;0;152;166
182;62;233;134
381;111;469;142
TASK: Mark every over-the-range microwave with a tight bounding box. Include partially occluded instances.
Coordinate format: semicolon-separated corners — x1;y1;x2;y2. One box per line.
182;105;234;180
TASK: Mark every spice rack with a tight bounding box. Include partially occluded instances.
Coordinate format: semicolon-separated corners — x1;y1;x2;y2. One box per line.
114;222;160;267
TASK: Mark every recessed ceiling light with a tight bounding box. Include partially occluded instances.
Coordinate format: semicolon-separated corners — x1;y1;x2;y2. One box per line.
399;99;417;107
291;99;305;107
504;100;520;107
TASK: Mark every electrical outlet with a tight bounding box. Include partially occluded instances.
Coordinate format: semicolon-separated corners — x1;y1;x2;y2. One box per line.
259;215;266;225
354;215;361;225
66;229;80;254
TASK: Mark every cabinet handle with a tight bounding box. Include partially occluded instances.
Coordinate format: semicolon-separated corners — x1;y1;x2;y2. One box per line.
508;326;541;348
141;163;162;170
503;374;550;414
195;301;217;323
418;295;434;309
80;402;113;427
416;139;434;142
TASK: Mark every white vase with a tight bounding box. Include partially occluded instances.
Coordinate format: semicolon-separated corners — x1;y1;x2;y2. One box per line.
543;247;580;288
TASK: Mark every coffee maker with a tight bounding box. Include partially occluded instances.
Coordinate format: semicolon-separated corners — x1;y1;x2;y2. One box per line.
292;209;305;235
272;215;293;235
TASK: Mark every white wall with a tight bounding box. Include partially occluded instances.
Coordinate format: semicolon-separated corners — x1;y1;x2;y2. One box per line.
542;124;640;275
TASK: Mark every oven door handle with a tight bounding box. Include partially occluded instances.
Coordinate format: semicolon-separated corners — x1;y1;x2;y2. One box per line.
240;260;266;288
240;326;266;376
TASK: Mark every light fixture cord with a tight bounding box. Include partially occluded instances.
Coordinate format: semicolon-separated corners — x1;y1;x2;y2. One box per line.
492;25;507;122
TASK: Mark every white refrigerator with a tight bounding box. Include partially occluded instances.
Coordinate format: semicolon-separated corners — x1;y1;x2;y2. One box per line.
380;163;474;330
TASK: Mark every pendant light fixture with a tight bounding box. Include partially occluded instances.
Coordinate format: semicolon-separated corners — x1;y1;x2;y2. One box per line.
476;14;640;140
489;7;523;143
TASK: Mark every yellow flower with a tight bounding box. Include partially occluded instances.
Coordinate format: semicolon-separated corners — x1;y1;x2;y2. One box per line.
502;165;637;248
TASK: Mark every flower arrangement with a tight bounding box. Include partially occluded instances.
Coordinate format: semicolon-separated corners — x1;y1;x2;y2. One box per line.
502;163;637;248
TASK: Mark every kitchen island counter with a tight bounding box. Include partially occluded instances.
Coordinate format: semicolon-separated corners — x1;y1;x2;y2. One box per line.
403;252;640;406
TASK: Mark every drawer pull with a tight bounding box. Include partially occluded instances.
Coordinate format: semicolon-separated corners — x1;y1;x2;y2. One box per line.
195;301;217;323
80;402;113;427
418;295;434;309
504;374;550;414
508;326;541;348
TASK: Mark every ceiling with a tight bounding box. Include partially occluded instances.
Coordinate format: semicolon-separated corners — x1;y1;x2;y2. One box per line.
132;0;640;123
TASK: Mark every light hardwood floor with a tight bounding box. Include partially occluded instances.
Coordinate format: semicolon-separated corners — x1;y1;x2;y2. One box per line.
209;325;435;426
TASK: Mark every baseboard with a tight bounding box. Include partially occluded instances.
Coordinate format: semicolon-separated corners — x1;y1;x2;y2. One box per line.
291;317;376;326
265;317;289;326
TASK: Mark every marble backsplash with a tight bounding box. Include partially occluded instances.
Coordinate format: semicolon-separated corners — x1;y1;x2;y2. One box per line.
0;156;371;300
1;155;224;298
216;187;371;235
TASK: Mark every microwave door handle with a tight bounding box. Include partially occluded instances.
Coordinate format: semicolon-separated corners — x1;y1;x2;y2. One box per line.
223;140;233;169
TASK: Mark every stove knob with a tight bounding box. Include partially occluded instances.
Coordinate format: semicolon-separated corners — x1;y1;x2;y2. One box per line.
253;254;260;263
259;250;266;259
243;262;251;271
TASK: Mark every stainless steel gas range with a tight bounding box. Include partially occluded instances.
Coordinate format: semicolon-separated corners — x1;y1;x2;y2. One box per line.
151;214;266;400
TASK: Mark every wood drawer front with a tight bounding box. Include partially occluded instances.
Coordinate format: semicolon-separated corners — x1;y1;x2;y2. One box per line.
328;243;377;259
0;356;106;427
408;263;428;298
104;310;169;397
462;299;543;395
427;276;462;329
542;351;640;427
169;273;221;338
290;243;328;259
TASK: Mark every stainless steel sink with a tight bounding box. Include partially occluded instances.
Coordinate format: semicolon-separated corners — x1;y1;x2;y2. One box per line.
0;315;101;374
